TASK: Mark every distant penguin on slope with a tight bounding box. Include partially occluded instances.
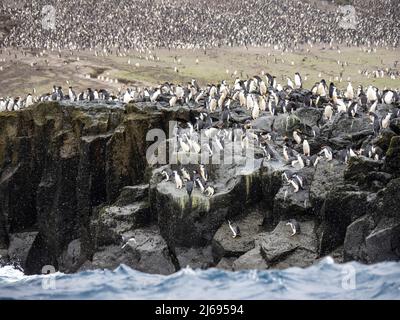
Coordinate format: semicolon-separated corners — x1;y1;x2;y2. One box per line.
199;164;208;182
303;139;310;157
294;72;302;89
173;171;183;189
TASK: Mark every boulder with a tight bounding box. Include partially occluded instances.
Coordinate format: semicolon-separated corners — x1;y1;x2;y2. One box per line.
343;214;375;262
7;232;38;269
344;156;383;182
212;212;263;260
273;248;318;269
294;107;322;128
91;201;150;247
252;113;304;136
371;178;400;220
329;113;373;138
374;128;397;152
57;239;87;273
114;184;149;206
390;117;400;135
232;248;269;270
344;156;387;191
384;136;400;177
215;257;235;271
91;228;177;275
365;219;400;263
259;220;318;268
310;160;345;213
272;167;315;223
0;249;9;266
318;186;371;255
175;246;214;269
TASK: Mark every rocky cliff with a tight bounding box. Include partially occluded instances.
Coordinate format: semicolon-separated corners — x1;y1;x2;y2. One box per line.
0;101;399;275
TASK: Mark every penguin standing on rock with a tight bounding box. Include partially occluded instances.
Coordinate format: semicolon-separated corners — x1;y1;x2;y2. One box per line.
173;171;183;189
161;168;173;181
204;185;215;197
293;130;302;145
288;176;301;193
319;146;333;161
369;112;381;135
121;237;137;249
228;220;241;238
303;139;310;157
294;72;302;89
286;219;301;236
181;167;191;181
199;164;208;182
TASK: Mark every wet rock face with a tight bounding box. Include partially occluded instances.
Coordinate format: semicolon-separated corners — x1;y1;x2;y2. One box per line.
175;246;214;269
91;228;177;275
0;102;186;274
7;232;38;268
57;239;87;273
0;249;8;266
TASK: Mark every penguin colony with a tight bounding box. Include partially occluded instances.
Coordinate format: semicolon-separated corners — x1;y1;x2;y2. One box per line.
1;0;399;51
2;74;399;199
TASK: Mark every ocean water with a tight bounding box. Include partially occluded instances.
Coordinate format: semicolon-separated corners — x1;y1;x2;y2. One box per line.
0;258;399;300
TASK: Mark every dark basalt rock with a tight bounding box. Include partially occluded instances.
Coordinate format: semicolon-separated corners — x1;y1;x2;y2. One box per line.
91;200;151;248
344;214;375;262
57;239;87;273
91;227;177;275
212;212;263;261
258;221;318;269
0;249;9;266
365;219;400;263
232;247;269;270
384;136;400;177
7;232;38;269
215;257;236;271
310;160;345;213
294;107;322;128
390;118;400;135
344;156;388;191
175;246;214;269
374;128;397;152
115;185;149;206
317;186;372;255
272;166;315;224
344;156;383;182
328;113;373;139
344;178;400;263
